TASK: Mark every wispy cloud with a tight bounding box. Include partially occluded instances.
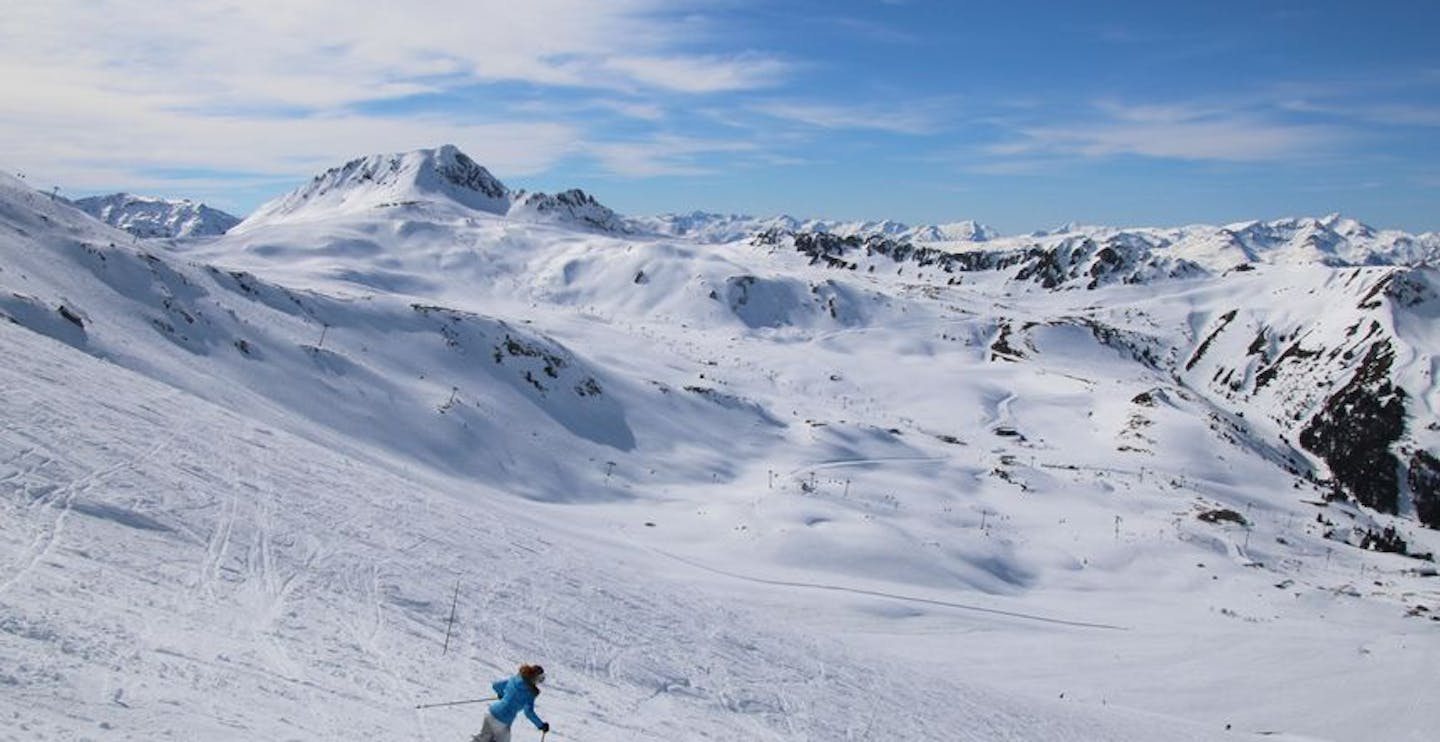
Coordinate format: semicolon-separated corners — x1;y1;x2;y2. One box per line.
817;15;919;44
1281;99;1440;127
994;101;1343;162
753;101;945;135
586;136;758;177
2;1;784;109
961;159;1059;177
597;101;670;122
601;54;790;94
504;97;670;123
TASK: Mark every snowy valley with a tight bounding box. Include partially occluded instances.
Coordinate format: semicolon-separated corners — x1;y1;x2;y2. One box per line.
2;146;1438;742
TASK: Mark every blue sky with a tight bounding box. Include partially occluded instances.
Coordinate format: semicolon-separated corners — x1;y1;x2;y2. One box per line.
3;0;1439;233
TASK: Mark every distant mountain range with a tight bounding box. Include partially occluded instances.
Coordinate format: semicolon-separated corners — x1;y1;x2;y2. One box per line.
69;146;1440;274
650;212;1439;271
629;212;998;245
71;192;239;238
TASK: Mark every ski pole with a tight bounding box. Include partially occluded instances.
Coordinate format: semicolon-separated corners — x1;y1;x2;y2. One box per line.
415;696;497;710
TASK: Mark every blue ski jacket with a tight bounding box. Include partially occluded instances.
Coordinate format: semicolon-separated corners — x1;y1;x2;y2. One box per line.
488;675;546;729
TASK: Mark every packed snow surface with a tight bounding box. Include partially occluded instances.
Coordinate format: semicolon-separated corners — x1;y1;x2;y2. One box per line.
1;149;1437;742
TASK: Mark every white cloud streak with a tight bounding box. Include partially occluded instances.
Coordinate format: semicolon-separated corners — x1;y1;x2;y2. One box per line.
587;137;758;177
601;55;791;94
996;102;1343;163
1281;99;1440;128
754;101;942;135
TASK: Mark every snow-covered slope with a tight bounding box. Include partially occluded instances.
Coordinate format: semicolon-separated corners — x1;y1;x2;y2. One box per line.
71;192;239;238
3;152;1439;741
0;309;1272;742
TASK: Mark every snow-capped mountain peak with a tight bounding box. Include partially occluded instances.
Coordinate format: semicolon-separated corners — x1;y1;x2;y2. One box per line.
71;192;239;238
236;145;513;230
234;145;631;234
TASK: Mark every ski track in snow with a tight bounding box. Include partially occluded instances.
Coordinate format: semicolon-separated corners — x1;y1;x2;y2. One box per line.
651;547;1130;631
786;454;947;477
0;419;175;598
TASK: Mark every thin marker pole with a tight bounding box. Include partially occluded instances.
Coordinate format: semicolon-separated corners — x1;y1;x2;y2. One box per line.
442;579;460;655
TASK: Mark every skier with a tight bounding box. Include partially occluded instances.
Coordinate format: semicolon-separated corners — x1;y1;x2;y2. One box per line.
472;664;550;741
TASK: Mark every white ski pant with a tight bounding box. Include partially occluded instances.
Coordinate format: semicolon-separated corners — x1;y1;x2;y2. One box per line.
472;712;511;742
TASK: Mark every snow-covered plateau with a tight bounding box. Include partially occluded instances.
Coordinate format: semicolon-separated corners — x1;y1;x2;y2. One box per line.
1;146;1437;741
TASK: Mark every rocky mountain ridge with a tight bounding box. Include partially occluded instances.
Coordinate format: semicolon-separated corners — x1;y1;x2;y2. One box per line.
71;192;239;238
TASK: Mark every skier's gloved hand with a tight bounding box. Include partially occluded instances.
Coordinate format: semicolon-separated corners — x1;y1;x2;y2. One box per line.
540;723;551;732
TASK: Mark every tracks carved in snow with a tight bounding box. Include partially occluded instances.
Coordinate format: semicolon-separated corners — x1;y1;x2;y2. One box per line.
652;547;1129;631
0;437;171;597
